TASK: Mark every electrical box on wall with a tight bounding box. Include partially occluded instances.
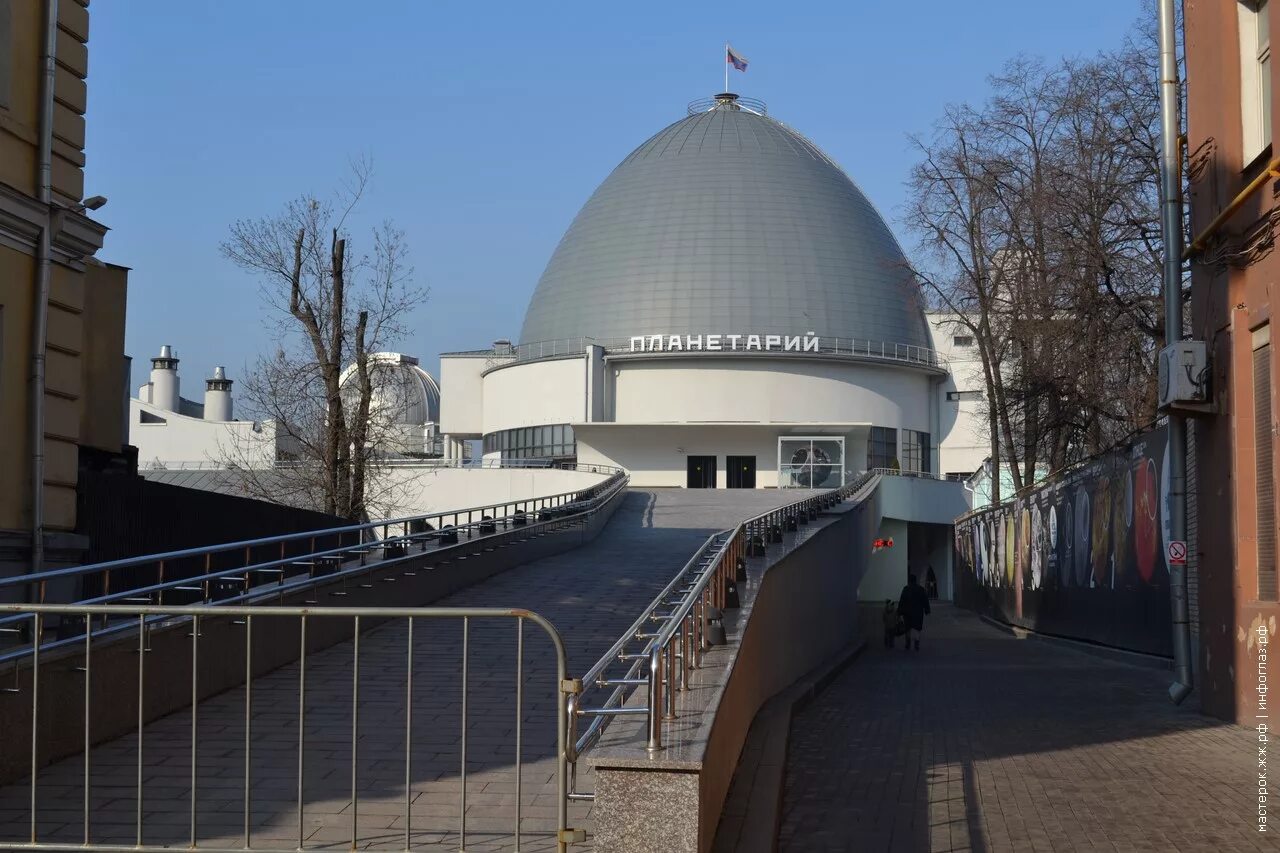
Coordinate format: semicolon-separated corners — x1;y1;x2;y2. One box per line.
1157;340;1211;411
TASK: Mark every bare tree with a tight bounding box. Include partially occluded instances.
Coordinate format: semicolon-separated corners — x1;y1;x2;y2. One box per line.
220;162;426;520
906;12;1178;494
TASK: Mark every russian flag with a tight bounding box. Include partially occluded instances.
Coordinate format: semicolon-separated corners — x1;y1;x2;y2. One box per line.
727;45;748;72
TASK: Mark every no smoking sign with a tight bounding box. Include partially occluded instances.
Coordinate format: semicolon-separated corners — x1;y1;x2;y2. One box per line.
1168;540;1187;565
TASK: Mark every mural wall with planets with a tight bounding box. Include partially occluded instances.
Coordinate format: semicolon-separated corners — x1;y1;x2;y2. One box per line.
953;422;1175;657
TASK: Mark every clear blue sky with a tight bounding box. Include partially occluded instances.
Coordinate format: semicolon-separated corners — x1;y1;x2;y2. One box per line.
87;0;1145;391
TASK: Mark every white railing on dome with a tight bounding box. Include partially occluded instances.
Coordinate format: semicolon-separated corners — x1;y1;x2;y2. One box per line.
490;336;947;370
686;95;768;115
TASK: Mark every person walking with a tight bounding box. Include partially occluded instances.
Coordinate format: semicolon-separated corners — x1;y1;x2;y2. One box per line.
925;565;938;600
897;573;931;651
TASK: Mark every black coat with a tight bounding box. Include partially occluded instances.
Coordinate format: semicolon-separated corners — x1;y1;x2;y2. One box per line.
897;583;931;630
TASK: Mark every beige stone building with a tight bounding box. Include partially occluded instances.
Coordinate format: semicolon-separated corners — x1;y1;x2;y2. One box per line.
0;0;129;579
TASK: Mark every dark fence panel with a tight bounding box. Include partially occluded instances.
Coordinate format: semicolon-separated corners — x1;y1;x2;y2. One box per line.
77;470;344;597
954;423;1174;657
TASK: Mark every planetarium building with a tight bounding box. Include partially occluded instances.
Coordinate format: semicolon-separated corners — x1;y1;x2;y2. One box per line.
439;93;984;488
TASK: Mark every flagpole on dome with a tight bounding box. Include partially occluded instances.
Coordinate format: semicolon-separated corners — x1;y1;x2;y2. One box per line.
724;42;729;93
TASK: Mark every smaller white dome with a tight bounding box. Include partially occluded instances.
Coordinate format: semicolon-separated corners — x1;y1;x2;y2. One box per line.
339;353;441;426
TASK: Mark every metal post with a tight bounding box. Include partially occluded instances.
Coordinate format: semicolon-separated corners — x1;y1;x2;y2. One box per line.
83;626;91;845
460;617;469;850
135;614;144;846
351;616;360;849
243;615;253;847
404;618;414;851
190;615;199;846
1158;0;1194;705
29;613;40;844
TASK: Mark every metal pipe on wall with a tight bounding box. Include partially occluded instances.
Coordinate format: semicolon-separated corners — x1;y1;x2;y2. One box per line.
29;0;59;576
1157;0;1194;704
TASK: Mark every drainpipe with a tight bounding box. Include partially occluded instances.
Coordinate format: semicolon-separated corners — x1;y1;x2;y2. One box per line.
29;0;58;576
1158;0;1194;705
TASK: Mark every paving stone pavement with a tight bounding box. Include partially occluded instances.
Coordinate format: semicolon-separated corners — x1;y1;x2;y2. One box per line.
1;488;807;851
778;605;1270;853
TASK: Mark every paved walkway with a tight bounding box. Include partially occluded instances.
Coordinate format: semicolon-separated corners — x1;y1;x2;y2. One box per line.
778;605;1266;853
0;488;805;851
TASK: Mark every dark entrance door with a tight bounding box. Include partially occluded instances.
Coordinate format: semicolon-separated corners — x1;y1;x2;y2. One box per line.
726;455;756;488
686;456;717;488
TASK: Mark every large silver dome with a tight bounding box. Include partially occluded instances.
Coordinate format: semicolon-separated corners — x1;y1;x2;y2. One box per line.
518;95;930;350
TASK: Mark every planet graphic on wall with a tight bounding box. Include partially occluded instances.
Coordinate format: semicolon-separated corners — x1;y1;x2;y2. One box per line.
1004;514;1016;585
1061;502;1074;586
985;519;996;584
1111;471;1131;583
1030;504;1043;589
1048;503;1059;584
1134;457;1159;582
1018;507;1031;588
1090;476;1112;587
1073;488;1091;586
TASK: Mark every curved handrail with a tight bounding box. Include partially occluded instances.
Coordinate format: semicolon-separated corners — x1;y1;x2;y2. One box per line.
566;477;868;782
0;473;631;665
3;470;625;595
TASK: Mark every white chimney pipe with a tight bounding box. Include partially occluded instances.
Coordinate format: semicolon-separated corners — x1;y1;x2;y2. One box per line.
204;365;233;421
149;345;180;412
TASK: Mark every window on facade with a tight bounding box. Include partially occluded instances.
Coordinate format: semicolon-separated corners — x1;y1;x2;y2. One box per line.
1256;325;1277;601
953;335;974;347
867;427;897;470
946;390;983;402
902;430;931;474
483;423;576;461
0;2;10;110
1241;0;1273;160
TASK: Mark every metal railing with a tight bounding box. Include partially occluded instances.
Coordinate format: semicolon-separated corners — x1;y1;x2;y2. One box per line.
486;336;946;370
0;472;629;660
867;466;945;481
139;457;624;474
686;95;768;115
564;481;866;798
1;603;580;852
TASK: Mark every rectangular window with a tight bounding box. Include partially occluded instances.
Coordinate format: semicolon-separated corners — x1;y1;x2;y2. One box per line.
946;390;983;402
953;335;974;347
902;430;931;474
0;2;10;109
1241;0;1273;160
1256;326;1277;600
867;427;897;470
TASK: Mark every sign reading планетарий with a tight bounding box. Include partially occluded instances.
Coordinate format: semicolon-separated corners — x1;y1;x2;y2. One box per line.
628;332;821;353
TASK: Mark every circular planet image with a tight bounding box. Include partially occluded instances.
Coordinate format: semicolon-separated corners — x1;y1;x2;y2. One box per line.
1074;488;1091;586
1134;457;1159;582
1030;504;1043;589
1112;472;1131;582
1018;507;1031;588
1004;514;1015;585
1091;476;1112;587
1061;502;1074;586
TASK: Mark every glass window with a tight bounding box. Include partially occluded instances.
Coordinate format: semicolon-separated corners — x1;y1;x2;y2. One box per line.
867;427;897;470
902;430;932;474
947;390;983;402
953;335;974;347
1262;1;1273;150
1241;1;1273;158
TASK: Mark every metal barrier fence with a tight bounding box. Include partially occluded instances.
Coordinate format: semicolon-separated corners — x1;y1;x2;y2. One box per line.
564;480;867;798
0;472;629;663
1;603;579;852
